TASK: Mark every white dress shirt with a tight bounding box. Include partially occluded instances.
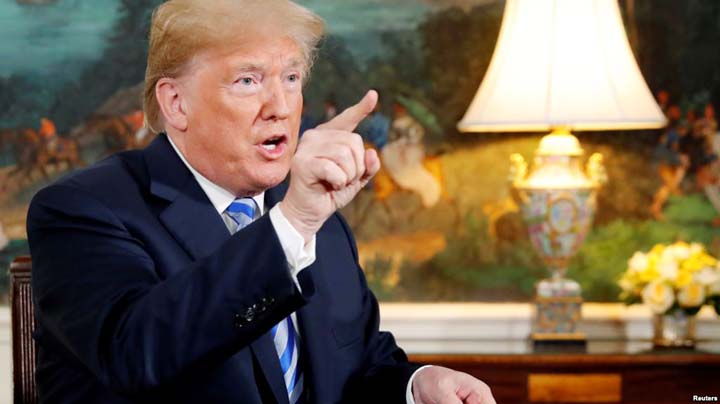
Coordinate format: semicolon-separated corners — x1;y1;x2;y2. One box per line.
166;135;426;403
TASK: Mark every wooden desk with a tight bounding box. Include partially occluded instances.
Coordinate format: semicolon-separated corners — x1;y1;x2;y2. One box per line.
410;341;720;404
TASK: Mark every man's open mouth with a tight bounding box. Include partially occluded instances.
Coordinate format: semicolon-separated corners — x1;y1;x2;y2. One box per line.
261;135;286;151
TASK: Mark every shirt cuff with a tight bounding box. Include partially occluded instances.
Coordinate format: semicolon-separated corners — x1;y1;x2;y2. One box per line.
406;365;434;404
269;204;317;289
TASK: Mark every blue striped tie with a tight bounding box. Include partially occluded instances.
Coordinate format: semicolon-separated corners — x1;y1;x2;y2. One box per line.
272;316;304;403
225;198;257;232
225;198;303;403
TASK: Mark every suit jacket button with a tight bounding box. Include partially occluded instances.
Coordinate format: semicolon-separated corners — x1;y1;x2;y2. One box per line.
243;307;255;322
253;303;266;313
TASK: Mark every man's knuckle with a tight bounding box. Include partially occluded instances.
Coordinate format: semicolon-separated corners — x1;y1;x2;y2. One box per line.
437;375;453;391
350;132;364;147
339;146;354;162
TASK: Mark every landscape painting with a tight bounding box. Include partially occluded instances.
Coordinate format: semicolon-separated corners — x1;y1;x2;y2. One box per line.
2;0;720;303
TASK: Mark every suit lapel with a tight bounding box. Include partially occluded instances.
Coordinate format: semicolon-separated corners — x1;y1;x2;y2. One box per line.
158;190;231;260
143;134;230;260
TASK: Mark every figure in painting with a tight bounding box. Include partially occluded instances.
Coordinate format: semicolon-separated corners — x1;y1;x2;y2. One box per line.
37;117;84;172
698;103;719;157
362;100;391;151
351;97;460;234
82;114;139;156
651;104;689;219
38;117;58;154
0;118;83;191
693;103;720;225
656;89;671;116
381;101;441;208
650;97;720;224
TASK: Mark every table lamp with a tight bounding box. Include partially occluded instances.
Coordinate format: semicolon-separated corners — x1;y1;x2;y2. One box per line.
458;0;666;344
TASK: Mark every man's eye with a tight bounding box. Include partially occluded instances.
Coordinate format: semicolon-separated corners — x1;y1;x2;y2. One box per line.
287;74;299;82
240;77;254;85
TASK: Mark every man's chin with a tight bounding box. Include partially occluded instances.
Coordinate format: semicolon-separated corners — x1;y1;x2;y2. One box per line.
251;168;290;193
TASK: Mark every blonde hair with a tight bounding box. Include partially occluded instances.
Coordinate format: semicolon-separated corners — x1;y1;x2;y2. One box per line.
143;0;325;134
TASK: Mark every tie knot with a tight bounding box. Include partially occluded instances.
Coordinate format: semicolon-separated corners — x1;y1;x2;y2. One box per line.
226;197;257;232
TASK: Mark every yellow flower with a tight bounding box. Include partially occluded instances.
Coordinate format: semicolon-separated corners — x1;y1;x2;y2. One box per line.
642;280;674;314
665;242;691;261
680;255;698;272
694;267;719;286
627;251;649;273
678;282;706;308
623;242;718;309
618;278;634;292
675;269;693;288
690;242;705;255
638;266;660;283
710;278;720;296
649;244;665;257
657;259;678;282
700;253;717;267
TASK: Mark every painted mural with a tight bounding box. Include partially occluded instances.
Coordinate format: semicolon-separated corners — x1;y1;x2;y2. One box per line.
2;0;720;303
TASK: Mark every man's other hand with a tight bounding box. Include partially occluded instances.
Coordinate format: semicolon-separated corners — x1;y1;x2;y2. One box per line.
413;366;496;404
281;90;381;242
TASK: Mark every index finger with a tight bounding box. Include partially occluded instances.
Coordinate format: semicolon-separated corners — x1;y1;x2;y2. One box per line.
317;90;378;132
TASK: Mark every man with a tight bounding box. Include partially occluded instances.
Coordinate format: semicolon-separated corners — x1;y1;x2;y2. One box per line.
27;1;495;403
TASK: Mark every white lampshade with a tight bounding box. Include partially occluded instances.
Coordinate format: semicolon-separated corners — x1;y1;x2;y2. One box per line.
458;0;666;132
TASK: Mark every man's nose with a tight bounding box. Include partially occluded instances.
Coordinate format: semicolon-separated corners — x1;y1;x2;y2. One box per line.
261;78;290;121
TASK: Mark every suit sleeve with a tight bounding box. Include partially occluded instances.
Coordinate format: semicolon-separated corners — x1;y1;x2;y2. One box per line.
27;182;314;397
334;214;424;403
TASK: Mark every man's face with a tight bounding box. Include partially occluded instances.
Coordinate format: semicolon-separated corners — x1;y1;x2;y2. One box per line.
178;36;304;196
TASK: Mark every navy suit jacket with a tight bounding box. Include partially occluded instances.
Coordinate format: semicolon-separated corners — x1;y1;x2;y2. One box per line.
27;134;420;403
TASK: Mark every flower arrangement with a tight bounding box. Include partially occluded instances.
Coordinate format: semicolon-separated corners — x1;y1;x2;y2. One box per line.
619;242;720;315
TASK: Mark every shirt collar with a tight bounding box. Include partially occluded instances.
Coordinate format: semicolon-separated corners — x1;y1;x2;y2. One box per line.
166;134;265;215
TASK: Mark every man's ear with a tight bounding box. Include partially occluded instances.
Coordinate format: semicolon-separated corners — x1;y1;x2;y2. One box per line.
156;78;188;132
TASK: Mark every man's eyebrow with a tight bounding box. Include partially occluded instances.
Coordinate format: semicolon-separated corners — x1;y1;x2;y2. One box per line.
233;63;266;73
231;59;305;73
286;59;304;69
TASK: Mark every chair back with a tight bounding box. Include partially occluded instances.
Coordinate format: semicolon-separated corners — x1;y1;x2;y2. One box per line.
9;256;37;404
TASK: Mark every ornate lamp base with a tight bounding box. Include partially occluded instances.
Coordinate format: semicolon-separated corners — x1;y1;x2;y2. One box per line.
509;129;604;350
531;278;586;348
